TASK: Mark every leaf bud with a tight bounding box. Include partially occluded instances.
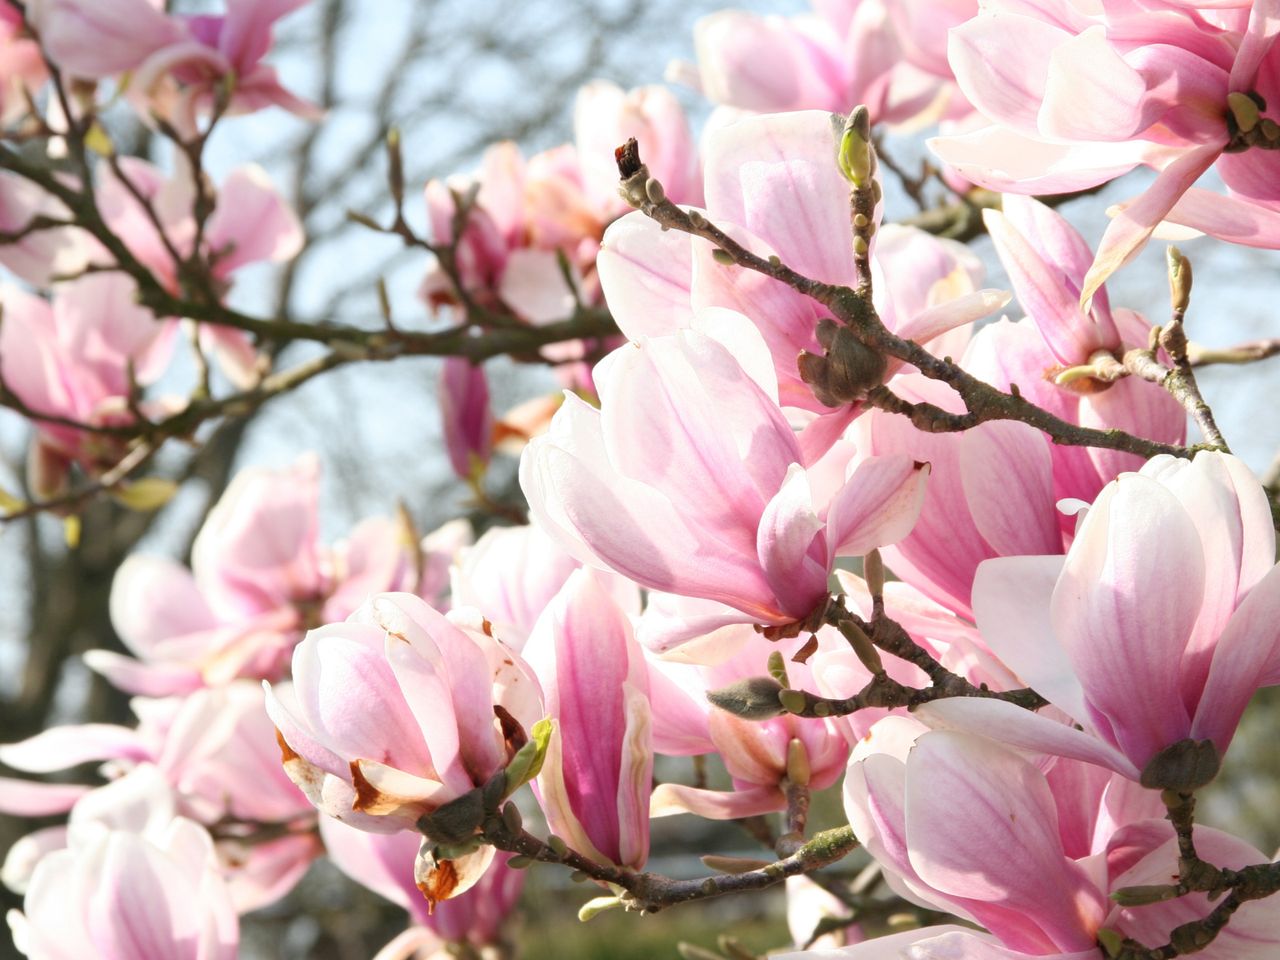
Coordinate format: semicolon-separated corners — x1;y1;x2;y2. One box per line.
766;650;790;688
1166;246;1192;315
578;896;623;922
837;106;873;186
1110;883;1182;906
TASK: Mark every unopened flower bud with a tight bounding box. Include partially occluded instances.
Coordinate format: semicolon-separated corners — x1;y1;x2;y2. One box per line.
799;323;887;407
837;618;883;675
706;676;786;720
864;549;885;598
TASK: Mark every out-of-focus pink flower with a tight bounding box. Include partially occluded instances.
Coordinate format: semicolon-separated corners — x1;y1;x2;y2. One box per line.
521;328;929;634
575;80;702;213
841;719;1280;960
0;686;321;912
786;875;864;950
422;79;697;349
8;812;238;960
320;819;523;951
683;0;969;126
0;172;91;287
922;451;1280;782
0;274;177;494
934;1;1280;298
0;5;47;125
93;458;436;695
28;0;317;132
523;569;652;868
439;357;492;482
95;157;302;388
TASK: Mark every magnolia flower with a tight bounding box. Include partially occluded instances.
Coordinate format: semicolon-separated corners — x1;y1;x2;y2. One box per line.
646;628;852;819
837;719;1280;960
28;0;317;132
8;811;238;960
923;451;1280;784
574;79;702;215
523;568;652;868
521;328;929;635
0;274;177;496
848;197;1184;617
94;458;439;695
0;686;320;912
935;0;1280;298
681;0;970;126
449;523;585;649
265;593;541;901
596;110;1008;454
439;357;493;482
422;79;698;336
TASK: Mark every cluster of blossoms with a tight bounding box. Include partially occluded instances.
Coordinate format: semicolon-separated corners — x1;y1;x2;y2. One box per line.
5;0;1280;958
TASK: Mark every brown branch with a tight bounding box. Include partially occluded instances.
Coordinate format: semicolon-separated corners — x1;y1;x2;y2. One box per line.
1187;338;1280;366
615;140;1190;462
489;822;858;915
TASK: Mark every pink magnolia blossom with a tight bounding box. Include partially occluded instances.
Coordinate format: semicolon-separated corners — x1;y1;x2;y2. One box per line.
935;0;1280;299
787;875;864;950
0;685;320;912
0;274;177;495
449;522;584;649
849;196;1183;617
28;0;318;132
0;172;90;287
596;110;1008;453
422;80;699;336
94;157;304;387
840;720;1280;959
921;451;1280;782
520;328;929;633
264;593;541;900
94;458;445;695
574;79;702;215
523;568;652;868
681;0;970;126
7;805;238;960
438;357;493;482
0;3;47;125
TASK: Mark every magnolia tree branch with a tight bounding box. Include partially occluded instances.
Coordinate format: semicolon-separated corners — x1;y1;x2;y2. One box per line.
613;139;1200;463
485;820;859;915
